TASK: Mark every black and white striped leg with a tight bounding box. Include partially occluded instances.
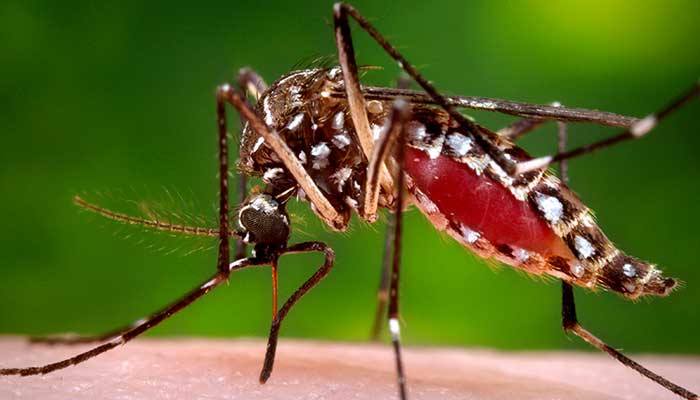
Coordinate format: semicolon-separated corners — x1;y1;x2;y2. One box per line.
0;257;264;376
387;100;409;400
556;122;698;400
518;82;700;174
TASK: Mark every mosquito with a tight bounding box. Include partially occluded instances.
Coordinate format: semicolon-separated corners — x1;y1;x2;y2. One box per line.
2;3;698;399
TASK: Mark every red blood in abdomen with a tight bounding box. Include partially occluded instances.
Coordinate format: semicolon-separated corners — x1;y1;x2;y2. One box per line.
404;147;560;256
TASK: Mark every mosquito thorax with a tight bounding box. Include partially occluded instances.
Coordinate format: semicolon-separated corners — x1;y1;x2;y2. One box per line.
238;193;290;252
238;67;394;230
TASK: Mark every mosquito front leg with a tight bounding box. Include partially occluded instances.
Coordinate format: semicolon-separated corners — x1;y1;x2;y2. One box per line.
217;84;346;230
517;81;700;174
556;121;698;400
0;259;258;376
258;241;335;383
234;68;269;259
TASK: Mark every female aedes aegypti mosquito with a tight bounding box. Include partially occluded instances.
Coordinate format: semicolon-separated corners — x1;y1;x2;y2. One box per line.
2;3;698;399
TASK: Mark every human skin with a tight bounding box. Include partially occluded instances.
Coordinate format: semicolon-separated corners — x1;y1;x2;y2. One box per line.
1;337;698;399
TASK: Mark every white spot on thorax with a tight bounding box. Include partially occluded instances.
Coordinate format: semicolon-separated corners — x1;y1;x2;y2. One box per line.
286;113;304;131
332;133;351;149
332;111;345;130
252;137;265;153
446;133;473;156
263;96;274;126
330;167;353;192
263;167;284;183
345;196;358;209
372;122;386;140
310;142;331;169
534;193;564;223
574;236;595;259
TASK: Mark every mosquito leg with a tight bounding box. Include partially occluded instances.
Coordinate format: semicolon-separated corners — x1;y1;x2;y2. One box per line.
30;81;241;346
366;78;411;340
517;81;700;174
556;122;698;400
234;68;268;260
358;86;640;129
386;99;409;400
370;220;394;341
496;102;567;141
333;2;515;175
0;259;254;376
333;7;394;206
237;67;268;101
258;241;335;383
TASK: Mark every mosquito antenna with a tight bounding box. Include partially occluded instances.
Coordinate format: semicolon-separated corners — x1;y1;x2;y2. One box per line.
73;196;222;238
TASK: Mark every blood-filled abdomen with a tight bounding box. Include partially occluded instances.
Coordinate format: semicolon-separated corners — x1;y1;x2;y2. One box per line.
404;147;568;258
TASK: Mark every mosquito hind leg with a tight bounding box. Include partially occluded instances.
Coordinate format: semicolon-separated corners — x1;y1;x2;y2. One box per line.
518;81;700;173
556;121;698;400
258;241;335;383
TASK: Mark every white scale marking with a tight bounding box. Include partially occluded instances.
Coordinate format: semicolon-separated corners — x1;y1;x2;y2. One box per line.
622;263;637;278
310;142;331;170
263;167;284;183
201;278;218;290
252;137;265;153
460;225;480;244
389;318;401;339
534;192;564;223
332;133;351;149
330;167;353;192
332;111;345;130
286;113;304;131
446;133;472;156
574;236;595;259
569;261;585;278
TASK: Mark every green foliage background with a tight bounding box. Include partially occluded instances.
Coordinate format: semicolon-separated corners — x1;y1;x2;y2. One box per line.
1;1;698;354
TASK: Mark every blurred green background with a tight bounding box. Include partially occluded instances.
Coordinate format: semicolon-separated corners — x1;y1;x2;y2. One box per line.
1;1;698;354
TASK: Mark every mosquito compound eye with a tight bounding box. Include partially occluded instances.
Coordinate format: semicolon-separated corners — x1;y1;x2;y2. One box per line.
238;194;290;245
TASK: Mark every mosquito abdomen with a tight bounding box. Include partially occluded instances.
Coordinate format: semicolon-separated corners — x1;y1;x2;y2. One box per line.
403;117;678;299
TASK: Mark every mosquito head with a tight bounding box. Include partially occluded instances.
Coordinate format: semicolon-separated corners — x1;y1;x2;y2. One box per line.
238;193;291;253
